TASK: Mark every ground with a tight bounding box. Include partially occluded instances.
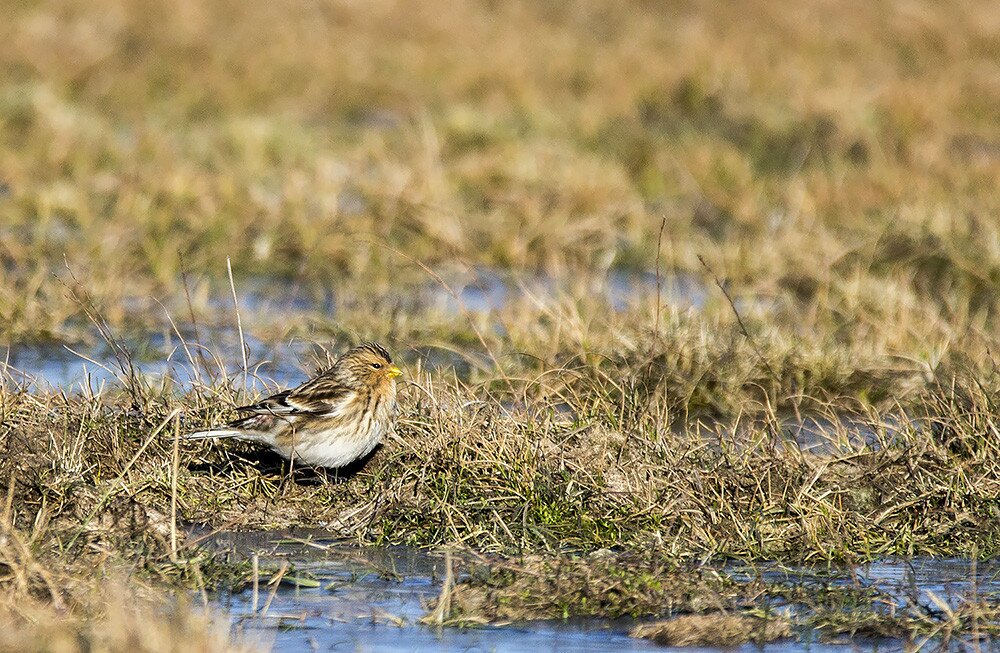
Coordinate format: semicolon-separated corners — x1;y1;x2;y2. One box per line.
2;0;1000;648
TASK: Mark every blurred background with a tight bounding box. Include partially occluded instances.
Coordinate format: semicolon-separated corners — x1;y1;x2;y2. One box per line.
6;5;1000;649
1;0;999;392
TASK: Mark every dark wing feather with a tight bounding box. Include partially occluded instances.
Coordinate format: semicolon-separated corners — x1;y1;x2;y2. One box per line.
234;390;300;415
235;374;352;416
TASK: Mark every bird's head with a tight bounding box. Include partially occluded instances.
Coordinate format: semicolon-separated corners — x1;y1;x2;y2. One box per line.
337;342;402;391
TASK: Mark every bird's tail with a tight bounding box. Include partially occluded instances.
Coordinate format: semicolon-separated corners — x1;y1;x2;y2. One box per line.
182;429;274;446
182;429;246;440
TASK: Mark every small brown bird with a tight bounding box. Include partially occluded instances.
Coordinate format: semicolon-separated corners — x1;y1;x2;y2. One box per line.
185;342;401;468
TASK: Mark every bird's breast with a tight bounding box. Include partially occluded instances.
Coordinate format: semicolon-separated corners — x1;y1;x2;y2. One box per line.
272;409;389;468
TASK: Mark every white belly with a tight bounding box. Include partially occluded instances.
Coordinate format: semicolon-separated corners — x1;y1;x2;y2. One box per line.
277;424;384;468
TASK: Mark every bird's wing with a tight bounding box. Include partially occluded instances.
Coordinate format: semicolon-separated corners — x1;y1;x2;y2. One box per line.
235;375;352;416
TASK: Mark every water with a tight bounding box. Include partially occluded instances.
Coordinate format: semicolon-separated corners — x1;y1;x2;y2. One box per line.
1;328;312;392
202;532;1000;653
777;414;884;452
206;534;661;652
2;268;710;391
732;558;1000;611
432;268;708;314
225;589;662;652
683;411;912;456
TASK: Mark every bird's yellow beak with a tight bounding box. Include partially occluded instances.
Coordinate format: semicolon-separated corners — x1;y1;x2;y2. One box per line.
387;366;403;379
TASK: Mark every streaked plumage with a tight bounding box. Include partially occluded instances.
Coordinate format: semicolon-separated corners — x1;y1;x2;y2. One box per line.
185;342;401;468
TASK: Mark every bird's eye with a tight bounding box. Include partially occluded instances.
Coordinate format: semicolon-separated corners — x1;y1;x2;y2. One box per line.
371;362;382;369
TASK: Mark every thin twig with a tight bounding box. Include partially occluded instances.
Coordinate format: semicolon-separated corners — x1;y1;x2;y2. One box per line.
697;255;780;384
365;240;510;388
421;550;455;625
170;412;181;562
154;296;203;390
59;260;144;408
653;216;667;354
63;345;118;380
252;554;260;615
261;561;288;618
227;257;249;395
179;253;214;382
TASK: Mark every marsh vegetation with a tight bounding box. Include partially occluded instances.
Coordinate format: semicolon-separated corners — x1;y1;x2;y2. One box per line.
3;0;1000;649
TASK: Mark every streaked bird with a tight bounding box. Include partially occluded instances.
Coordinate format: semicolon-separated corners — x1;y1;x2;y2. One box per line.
184;342;401;468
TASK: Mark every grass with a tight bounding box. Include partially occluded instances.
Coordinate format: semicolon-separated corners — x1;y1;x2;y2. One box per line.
0;520;255;652
630;614;793;647
1;0;1000;350
3;296;1000;643
5;361;1000;559
3;353;1000;643
437;552;754;623
4;0;1000;646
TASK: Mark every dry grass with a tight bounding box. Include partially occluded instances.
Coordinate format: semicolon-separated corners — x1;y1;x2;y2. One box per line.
3;305;1000;641
4;0;1000;644
0;521;256;653
436;552;754;624
2;332;999;643
428;550;1000;644
1;0;1000;354
3;362;999;559
630;614;792;647
0;592;254;653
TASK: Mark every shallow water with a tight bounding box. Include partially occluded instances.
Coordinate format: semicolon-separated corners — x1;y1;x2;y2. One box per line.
731;557;1000;611
1;327;310;392
433;268;708;314
203;531;1000;653
2;268;708;391
207;534;661;652
683;411;912;456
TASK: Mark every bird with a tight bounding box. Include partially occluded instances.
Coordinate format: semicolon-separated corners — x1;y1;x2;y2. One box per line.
184;342;402;468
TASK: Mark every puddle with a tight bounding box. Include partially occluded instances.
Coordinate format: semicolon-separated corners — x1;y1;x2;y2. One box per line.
204;533;660;652
683;411;918;456
0;334;495;393
421;268;708;314
1;328;312;392
608;269;708;312
201;531;999;653
731;558;1000;611
222;267;712;317
223;588;661;652
2;267;715;390
774;413;911;454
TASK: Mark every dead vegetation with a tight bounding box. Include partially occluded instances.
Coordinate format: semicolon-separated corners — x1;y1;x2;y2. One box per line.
0;521;255;653
427;551;1000;646
2;327;1000;646
1;0;1000;353
630;614;792;647
3;360;1000;561
3;0;1000;647
439;552;752;624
